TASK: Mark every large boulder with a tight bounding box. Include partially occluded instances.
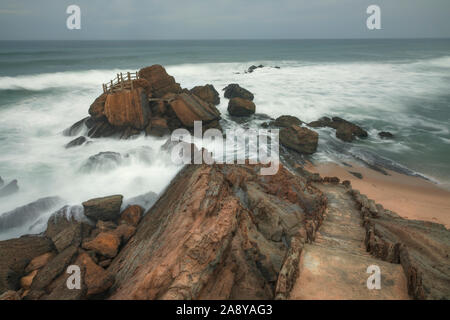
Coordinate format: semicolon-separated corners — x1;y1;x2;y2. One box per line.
272;115;303;127
145;117;170;137
280;125;319;154
308;116;367;142
168;93;221;128
223;84;254;101
118;205;143;227
82;195;123;222
74;252;113;297
190;84;220;105
88;93;107;120
103;87;150;130
138;65;182;98
82;232;121;258
227;97;256;116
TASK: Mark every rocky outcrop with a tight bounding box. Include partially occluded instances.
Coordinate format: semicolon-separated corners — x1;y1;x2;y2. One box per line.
227;97;256;116
107;163;326;299
223;84;254;101
247;65;264;73
271;115;303;128
138;65;182;98
0;179;19;198
308;116;368;142
190;84;220;105
88;94;107;120
280;125;319;154
82;195;123;222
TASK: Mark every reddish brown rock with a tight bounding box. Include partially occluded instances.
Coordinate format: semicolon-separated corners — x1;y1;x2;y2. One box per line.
168;93;221;128
223;84;254;101
88;93;107;120
74;252;113;297
0;290;21;300
82;195;123;222
113;224;136;243
82;232;120;258
190;84;220;105
138;65;182;98
104;88;150;130
25;252;55;274
280;125;319;154
227;97;256;116
308;116;367;142
20;269;38;290
119;205;143;227
145;117;170;137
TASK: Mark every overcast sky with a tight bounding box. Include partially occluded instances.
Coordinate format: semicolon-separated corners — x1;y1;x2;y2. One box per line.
0;0;449;40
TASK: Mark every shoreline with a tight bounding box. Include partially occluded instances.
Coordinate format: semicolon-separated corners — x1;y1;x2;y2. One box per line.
305;161;450;229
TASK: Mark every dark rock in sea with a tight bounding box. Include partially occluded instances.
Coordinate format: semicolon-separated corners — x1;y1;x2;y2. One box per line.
348;171;363;179
190;84;220;105
0;196;65;232
280;125;319;154
223;84;254;101
145;117;170;137
65;136;87;149
271;115;303;127
63;117;89;137
80;151;122;173
122;191;159;213
247;64;264;73
274;66;281;69
227;97;256;116
308;116;368;142
82;195;123;222
86;117;116;139
0;180;19;198
379;131;394;139
0;235;53;293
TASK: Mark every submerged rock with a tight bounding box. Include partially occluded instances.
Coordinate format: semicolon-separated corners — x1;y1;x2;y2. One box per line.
65;136;87;149
280;125;319;154
227;97;256;116
308;116;367;142
223;84;254;101
80;152;122;173
82;195;123;222
0;180;19;198
63;117;89;137
190;84;220;105
247;64;264;73
379;131;394;139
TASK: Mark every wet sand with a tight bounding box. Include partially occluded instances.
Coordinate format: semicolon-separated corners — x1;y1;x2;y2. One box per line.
305;162;450;229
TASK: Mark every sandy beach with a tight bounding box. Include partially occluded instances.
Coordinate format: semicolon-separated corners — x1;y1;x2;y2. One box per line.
306;162;450;228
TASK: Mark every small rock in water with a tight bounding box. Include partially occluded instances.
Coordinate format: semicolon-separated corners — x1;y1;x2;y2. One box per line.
223;84;254;101
378;131;394;139
247;65;264;73
271;115;303;127
0;179;19;198
65;136;88;149
227;97;256;116
348;171;363;179
80;151;122;173
63;117;89;137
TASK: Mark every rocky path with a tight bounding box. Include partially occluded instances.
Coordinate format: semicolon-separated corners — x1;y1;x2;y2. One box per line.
290;183;410;300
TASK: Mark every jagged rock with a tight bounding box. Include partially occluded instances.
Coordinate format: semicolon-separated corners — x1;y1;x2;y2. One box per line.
223;84;254;101
138;65;182;98
118;205;143;227
96;220;117;232
25;252;56;274
228;97;256;116
80;152;122;173
88;93;107;120
0;196;65;232
63;117;89;137
190;84;220;105
247;65;264;73
145;117;170;137
82;232;120;258
107;163;326;299
113;224;136;243
379;131;394;139
0;180;19;198
0;235;53;293
272;115;303;128
168;93;221;128
104;87;150;130
308;116;367;142
74;252;113;297
280;125;319;154
65;136;87;148
86;118;116;138
82;195;123;222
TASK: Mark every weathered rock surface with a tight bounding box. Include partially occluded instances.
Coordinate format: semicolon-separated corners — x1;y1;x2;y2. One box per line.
223;84;254;101
145;117;170;137
272;115;303;128
138;64;182;98
108;163;326;299
25;252;56;274
190;84;220;105
82;195;123;222
280;125;319;154
88;93;107;120
168;92;221;127
118;205;143;227
308;116;368;142
74;252;113;297
82;232;121;258
227;97;256;116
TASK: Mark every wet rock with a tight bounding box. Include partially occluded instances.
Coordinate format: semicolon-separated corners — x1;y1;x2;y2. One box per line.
122;191;158;212
272;115;303;128
63;117;89;137
379;131;394;139
82;195;123;222
25;252;56;274
88;93;107;120
145;117;170;137
280;125;319;154
65;136;87;148
168;92;221;128
86;118;116;138
104;87;150;130
247;65;264;73
190;84;220;105
82;232;120;258
74;252;113;297
228;97;256;116
0;196;65;232
118;205;143;227
308;116;368;142
0;180;19;198
223;84;254;101
80;152;122;173
0;235;53;293
138;65;182;98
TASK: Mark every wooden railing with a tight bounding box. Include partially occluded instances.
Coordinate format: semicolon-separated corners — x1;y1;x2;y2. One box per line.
102;71;140;94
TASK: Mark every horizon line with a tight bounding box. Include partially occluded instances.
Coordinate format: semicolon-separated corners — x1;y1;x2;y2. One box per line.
1;37;450;41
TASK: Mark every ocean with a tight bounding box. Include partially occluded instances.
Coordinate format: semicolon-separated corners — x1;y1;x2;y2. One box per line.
0;39;450;239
